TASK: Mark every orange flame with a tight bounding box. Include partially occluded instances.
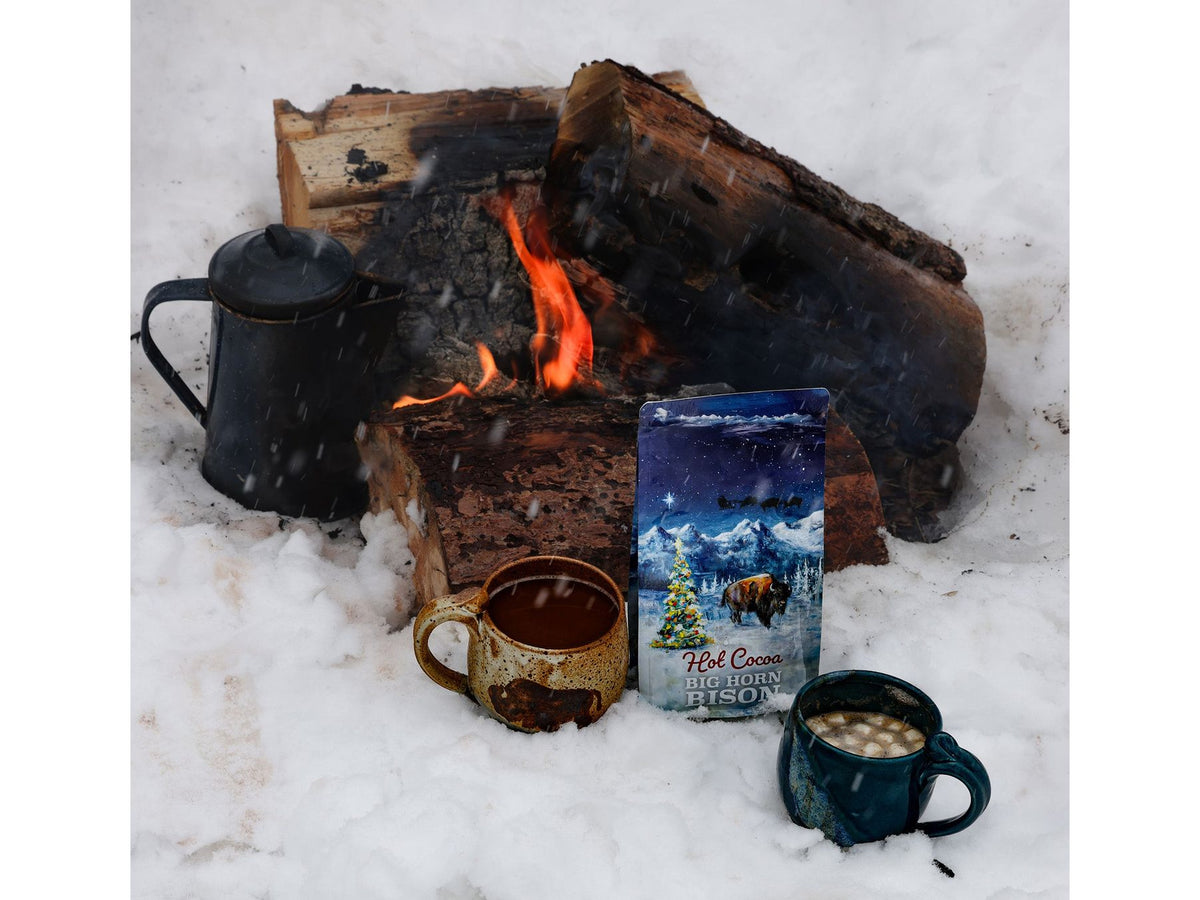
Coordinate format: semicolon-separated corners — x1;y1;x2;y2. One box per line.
563;256;666;382
389;195;616;410
391;342;502;410
474;342;501;390
496;197;598;395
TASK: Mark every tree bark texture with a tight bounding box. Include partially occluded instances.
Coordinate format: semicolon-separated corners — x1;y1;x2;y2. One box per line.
359;398;887;609
544;61;986;540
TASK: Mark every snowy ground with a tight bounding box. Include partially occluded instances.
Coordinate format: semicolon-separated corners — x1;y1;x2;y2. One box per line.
124;1;1080;896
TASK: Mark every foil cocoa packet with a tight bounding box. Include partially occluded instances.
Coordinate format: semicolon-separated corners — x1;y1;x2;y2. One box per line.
633;389;827;718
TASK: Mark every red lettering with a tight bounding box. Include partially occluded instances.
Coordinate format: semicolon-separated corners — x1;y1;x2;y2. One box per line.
730;646;784;669
684;647;783;673
682;649;727;673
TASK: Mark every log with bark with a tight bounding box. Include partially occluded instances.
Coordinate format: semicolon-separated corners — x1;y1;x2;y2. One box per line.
358;396;887;608
543;60;987;541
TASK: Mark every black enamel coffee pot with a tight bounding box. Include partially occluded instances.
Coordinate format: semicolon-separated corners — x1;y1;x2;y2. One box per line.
140;225;398;520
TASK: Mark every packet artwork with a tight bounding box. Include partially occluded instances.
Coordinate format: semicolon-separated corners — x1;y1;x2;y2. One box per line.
634;389;827;718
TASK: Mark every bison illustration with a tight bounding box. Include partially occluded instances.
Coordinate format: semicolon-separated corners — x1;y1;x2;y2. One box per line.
719;574;792;628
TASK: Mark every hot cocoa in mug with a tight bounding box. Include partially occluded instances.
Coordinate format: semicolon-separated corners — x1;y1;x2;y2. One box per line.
485;576;618;650
804;710;927;758
413;556;628;733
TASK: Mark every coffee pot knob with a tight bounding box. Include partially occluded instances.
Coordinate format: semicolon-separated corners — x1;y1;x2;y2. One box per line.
264;223;298;259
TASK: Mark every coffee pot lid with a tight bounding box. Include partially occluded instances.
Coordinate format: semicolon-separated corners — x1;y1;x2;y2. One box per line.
208;225;355;319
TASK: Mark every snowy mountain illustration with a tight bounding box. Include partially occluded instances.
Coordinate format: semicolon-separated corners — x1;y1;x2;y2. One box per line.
637;512;823;589
771;509;824;553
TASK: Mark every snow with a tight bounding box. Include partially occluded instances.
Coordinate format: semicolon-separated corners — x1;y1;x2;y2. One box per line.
121;0;1089;895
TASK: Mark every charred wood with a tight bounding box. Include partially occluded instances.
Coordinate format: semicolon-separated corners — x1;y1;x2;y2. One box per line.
544;60;986;540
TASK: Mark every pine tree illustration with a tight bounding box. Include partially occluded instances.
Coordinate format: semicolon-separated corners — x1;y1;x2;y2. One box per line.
650;536;713;649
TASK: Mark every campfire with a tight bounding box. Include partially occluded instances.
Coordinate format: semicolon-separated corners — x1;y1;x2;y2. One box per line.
273;61;986;605
393;192;604;409
389;341;502;410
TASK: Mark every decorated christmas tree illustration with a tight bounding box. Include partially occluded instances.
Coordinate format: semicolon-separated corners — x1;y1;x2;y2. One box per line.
650;536;713;649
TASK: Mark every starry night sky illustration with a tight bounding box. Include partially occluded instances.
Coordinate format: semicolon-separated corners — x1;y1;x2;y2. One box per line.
636;389;829;533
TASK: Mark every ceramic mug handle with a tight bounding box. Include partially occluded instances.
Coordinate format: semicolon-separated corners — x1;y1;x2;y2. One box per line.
412;587;485;695
915;732;992;838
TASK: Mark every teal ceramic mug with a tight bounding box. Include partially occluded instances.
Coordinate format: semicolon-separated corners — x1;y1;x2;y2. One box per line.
777;670;990;847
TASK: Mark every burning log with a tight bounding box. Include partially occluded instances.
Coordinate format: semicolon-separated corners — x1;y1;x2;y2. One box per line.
274;73;705;407
543;61;987;541
359;398;887;607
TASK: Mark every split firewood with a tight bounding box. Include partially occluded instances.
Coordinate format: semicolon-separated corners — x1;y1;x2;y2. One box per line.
274;73;704;254
543;60;987;540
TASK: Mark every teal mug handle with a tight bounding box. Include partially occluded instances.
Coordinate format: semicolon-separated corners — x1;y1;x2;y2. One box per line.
915;732;991;837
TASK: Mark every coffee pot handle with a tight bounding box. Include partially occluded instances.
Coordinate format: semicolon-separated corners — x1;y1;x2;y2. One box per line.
412;587;485;696
915;732;992;838
140;278;211;427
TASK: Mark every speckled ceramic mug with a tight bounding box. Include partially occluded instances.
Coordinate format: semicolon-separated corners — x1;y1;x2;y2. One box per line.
413;556;629;733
